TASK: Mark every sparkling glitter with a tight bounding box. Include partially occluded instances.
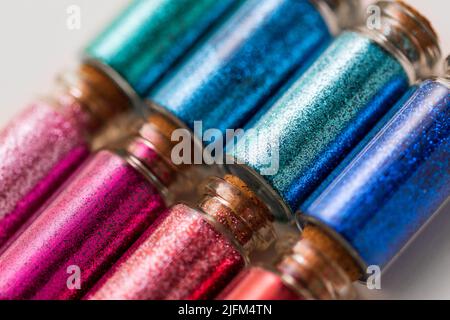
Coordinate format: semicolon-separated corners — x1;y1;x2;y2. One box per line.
0;101;89;249
86;203;245;300
219;266;302;300
0;150;166;299
302;79;450;268
151;0;331;134
231;31;409;215
85;0;237;96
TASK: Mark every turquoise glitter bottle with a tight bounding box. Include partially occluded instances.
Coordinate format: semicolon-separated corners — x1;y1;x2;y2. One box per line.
84;0;239;100
227;1;441;220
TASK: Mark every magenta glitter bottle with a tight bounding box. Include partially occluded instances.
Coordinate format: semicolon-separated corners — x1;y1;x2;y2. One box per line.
0;65;132;249
0;115;190;300
86;175;276;300
0;0;236;250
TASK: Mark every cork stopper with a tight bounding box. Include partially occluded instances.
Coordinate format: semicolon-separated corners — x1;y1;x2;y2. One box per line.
224;175;268;213
276;239;356;300
360;0;441;82
302;226;361;281
146;112;181;142
124;112;182;188
59;63;132;131
199;176;276;254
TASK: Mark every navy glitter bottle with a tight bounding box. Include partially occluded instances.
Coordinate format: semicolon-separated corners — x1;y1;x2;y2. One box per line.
149;0;361;134
228;1;441;220
300;56;449;275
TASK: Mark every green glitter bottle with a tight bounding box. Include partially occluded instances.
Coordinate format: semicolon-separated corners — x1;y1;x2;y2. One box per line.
84;0;239;100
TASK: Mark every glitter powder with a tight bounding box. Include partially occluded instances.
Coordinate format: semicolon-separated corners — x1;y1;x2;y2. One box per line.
301;79;450;268
0;150;166;299
150;0;331;134
86;204;245;300
219;266;302;300
85;0;238;96
0;101;89;249
231;31;409;215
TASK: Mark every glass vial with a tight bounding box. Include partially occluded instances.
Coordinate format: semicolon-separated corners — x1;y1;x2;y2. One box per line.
0;64;131;249
85;0;239;98
86;175;276;300
219;239;355;300
300;56;450;274
227;0;441;220
149;0;361;134
0;115;188;300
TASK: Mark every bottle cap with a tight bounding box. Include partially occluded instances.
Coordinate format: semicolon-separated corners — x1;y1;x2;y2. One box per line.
199;175;276;254
359;0;441;82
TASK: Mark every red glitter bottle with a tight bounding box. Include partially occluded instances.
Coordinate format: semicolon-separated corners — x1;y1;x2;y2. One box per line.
219;239;356;300
86;175;276;300
0;114;191;300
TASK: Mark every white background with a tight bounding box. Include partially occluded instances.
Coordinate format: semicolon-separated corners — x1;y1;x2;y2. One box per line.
0;0;449;299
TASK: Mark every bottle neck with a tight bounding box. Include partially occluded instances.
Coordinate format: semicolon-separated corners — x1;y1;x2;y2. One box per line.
356;0;441;83
276;239;356;300
121;112;184;199
198;175;276;255
56;63;132;133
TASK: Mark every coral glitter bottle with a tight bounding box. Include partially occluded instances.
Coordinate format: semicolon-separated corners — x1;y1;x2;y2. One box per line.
0;0;235;250
219;239;355;300
86;176;276;300
0;115;187;300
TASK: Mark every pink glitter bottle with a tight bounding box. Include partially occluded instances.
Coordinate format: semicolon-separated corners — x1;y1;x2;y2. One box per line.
0;115;187;300
0;64;132;249
86;175;276;300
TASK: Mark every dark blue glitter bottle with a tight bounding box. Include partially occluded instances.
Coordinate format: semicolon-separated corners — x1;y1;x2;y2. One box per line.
300;57;449;273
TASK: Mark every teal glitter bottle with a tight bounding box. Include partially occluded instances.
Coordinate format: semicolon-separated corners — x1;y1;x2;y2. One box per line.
84;0;239;100
227;1;441;220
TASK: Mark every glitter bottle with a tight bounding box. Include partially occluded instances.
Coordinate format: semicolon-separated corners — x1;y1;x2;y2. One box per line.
0;115;188;300
0;64;131;249
298;56;450;278
219;239;355;300
228;1;441;220
149;0;361;135
85;175;276;300
222;56;450;299
0;0;234;250
85;0;239;97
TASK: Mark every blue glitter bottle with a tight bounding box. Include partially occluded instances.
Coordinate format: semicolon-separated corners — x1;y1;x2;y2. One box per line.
228;1;441;220
148;0;361;134
299;55;449;278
